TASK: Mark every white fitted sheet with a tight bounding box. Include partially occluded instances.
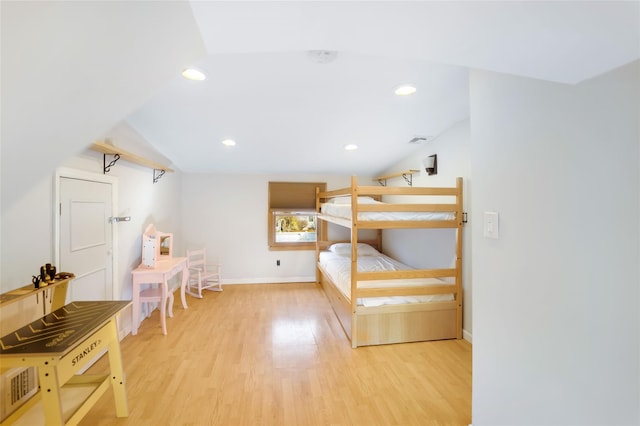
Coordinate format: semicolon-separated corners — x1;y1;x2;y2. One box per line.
320;202;455;221
318;251;454;307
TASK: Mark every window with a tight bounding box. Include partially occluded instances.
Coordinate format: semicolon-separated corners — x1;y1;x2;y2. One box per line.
268;181;326;250
274;211;317;243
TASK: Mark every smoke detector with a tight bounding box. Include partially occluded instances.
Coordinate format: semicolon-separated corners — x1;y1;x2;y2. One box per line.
307;50;338;64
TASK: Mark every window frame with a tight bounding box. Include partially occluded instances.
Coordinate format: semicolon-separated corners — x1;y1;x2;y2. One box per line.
268;181;326;251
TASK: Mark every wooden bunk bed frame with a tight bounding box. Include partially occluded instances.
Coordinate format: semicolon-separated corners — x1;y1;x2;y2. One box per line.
315;176;464;348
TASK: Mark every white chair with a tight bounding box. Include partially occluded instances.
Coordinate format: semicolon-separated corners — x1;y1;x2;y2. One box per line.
186;248;222;298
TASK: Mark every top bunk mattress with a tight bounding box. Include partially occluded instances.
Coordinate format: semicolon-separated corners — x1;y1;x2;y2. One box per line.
320;197;455;221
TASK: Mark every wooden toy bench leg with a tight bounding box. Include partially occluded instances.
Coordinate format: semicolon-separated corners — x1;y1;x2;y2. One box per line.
106;317;129;417
38;362;65;425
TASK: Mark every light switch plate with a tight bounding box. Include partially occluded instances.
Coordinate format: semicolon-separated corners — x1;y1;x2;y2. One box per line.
484;211;499;239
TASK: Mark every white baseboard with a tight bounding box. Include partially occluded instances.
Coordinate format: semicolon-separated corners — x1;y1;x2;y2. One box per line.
222;276;316;285
463;328;472;343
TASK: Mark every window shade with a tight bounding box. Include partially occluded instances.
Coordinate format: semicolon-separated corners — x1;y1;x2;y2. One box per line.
268;182;325;209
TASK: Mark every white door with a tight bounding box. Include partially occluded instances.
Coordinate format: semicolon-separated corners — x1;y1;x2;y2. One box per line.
59;177;114;301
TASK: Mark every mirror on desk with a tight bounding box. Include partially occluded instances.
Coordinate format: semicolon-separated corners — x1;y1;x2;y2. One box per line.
141;224;173;268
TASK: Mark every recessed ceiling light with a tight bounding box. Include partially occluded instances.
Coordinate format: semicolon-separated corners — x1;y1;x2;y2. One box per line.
221;139;236;147
182;68;206;81
344;144;358;151
394;85;417;96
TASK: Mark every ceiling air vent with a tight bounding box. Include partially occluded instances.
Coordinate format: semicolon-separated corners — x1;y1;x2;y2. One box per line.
408;135;433;144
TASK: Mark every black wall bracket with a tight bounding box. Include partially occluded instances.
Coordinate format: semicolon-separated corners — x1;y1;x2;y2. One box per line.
401;172;414;187
103;154;121;174
153;169;166;184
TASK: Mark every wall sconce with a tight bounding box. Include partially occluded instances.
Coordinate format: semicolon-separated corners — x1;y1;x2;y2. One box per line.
423;154;437;175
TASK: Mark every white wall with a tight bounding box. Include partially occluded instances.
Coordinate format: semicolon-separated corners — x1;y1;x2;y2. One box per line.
470;61;639;425
181;173;356;284
0;1;205;215
69;123;183;297
378;120;472;341
1;122;183;335
0;1;204;335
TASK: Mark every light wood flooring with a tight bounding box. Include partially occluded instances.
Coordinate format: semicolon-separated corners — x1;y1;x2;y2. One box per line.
80;283;472;426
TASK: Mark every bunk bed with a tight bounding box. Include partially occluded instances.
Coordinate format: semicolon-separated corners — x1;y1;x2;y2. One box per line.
315;176;464;348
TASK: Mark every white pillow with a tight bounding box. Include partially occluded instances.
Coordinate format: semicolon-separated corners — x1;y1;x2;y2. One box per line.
328;196;378;205
328;243;380;256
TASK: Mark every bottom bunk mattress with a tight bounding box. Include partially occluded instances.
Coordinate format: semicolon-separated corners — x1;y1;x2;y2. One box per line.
318;249;454;307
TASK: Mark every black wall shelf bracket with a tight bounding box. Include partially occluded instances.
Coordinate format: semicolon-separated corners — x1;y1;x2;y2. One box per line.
103;154;121;174
153;169;166;184
374;170;419;187
401;173;414;187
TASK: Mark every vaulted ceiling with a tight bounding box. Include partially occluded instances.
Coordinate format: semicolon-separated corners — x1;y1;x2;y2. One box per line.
2;1;639;198
127;1;640;175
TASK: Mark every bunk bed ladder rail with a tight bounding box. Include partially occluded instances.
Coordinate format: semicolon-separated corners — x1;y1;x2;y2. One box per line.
455;176;464;339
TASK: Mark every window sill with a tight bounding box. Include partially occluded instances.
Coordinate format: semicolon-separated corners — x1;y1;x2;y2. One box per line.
268;243;316;251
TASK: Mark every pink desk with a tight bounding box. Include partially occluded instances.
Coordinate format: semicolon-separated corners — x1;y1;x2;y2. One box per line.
131;257;188;335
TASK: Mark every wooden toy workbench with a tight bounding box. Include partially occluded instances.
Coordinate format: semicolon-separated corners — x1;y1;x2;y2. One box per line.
0;300;131;425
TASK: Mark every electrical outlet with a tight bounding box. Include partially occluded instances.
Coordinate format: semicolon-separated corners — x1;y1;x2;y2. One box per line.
276;260;280;266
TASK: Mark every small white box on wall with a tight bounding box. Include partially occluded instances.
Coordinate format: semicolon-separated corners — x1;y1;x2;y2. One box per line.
483;212;499;239
141;224;173;268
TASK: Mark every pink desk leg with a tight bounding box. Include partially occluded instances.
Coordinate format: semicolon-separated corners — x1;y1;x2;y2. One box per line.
160;279;169;335
166;279;174;319
132;279;140;336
